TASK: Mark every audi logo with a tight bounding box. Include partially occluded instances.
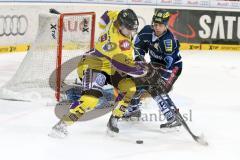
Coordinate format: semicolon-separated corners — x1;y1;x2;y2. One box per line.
0;15;28;36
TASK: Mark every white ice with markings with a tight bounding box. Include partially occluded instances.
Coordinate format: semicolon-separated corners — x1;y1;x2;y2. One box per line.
0;51;240;160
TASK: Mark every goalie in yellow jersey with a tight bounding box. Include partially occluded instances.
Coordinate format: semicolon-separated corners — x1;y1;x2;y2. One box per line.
50;9;147;138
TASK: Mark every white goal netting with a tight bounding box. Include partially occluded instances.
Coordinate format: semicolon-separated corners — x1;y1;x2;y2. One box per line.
0;12;95;103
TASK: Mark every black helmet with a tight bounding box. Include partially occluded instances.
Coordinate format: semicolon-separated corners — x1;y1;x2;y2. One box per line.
152;9;170;26
117;9;139;31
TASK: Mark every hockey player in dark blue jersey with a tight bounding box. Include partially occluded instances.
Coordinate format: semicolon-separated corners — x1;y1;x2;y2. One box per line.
124;9;182;128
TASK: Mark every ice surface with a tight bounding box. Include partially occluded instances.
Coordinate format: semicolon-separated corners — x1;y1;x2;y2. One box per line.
0;51;240;160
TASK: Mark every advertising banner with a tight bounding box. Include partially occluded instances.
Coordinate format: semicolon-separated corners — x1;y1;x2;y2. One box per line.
160;9;240;50
0;3;239;53
183;0;210;7
210;1;240;9
157;0;184;6
98;0;127;4
70;0;99;3
128;0;156;5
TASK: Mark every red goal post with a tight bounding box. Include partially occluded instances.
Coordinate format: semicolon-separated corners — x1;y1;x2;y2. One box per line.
56;12;96;101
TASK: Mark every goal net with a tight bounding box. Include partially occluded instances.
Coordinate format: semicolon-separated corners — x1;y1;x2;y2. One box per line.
0;12;95;103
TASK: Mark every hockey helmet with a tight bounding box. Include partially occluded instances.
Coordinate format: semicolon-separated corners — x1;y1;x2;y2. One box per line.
117;9;139;31
152;9;170;26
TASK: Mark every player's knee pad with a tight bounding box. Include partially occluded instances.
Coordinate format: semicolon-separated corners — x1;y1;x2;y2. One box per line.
118;78;136;93
68;68;105;116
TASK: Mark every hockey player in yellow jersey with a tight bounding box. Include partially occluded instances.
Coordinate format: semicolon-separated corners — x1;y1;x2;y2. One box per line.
50;9;146;138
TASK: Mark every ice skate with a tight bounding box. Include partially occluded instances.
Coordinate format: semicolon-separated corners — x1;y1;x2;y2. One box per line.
107;115;119;136
160;118;181;129
48;120;68;138
123;98;142;119
123;108;141;119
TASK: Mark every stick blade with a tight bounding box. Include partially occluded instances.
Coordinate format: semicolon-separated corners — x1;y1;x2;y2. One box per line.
194;134;209;146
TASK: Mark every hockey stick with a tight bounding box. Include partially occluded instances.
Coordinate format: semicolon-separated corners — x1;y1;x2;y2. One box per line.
159;93;208;146
49;8;61;14
134;49;208;146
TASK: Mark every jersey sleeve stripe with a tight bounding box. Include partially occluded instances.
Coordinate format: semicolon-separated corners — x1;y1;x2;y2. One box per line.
100;11;110;26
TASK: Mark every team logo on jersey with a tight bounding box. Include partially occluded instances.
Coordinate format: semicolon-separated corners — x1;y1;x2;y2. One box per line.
99;34;107;42
119;40;131;51
149;50;162;60
164;56;174;69
102;42;117;51
154;43;159;50
164;39;173;53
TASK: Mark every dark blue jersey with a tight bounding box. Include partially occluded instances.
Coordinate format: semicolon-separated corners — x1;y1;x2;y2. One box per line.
134;25;182;80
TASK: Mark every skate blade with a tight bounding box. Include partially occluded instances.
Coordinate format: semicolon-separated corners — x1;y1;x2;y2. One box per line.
195;134;209;146
159;126;181;133
48;130;67;139
106;128;118;137
121;116;140;122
